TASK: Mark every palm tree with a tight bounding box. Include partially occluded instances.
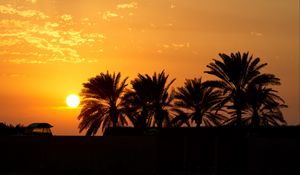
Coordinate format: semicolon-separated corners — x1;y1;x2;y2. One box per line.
205;52;282;127
246;84;287;127
122;87;149;129
254;102;287;126
77;71;129;135
173;78;226;127
123;71;175;128
170;109;191;127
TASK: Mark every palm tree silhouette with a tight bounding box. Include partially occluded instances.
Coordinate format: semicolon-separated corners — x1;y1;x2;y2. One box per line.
173;78;226;127
78;71;129;135
246;84;287;127
205;52;282;127
170;109;191;127
123;71;175;128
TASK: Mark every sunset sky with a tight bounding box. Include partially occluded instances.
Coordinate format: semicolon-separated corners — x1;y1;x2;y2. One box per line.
0;0;299;135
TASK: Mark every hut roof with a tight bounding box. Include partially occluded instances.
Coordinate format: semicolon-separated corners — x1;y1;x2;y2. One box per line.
27;123;53;128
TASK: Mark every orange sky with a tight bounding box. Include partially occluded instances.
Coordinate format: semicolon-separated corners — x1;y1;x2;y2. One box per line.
0;0;299;135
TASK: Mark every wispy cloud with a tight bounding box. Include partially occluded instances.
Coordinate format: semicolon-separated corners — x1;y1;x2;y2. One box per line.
158;42;190;50
82;17;89;21
0;4;105;64
61;14;72;21
102;11;119;21
156;42;190;54
0;4;48;19
80;18;96;26
117;2;137;9
0;38;21;46
250;32;264;37
25;0;37;4
4;59;46;64
172;43;190;49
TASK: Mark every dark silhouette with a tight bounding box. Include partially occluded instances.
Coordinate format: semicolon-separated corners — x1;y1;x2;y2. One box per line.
205;52;286;127
1;126;299;175
26;122;53;136
122;71;175;128
77;52;287;134
0;123;26;135
0;122;52;136
245;85;287;127
173;78;227;127
78;71;130;135
0;122;17;135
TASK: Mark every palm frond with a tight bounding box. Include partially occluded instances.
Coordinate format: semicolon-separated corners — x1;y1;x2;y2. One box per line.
77;71;128;135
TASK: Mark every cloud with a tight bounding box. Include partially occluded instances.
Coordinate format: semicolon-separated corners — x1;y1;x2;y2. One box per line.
172;43;190;49
80;18;96;26
165;23;173;27
25;0;37;3
0;50;42;57
0;5;105;64
82;18;89;21
250;32;264;37
102;11;118;21
0;4;48;19
0;38;21;46
155;42;190;54
61;14;72;21
158;42;190;50
117;2;138;9
4;59;45;64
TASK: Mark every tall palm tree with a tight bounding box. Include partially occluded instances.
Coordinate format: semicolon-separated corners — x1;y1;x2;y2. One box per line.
173;78;226;127
246;84;287;127
123;71;175;128
77;71;129;135
254;102;287;126
221;74;287;127
205;52;281;127
170;108;191;127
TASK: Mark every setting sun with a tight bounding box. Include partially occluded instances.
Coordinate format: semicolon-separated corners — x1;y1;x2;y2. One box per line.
66;94;80;108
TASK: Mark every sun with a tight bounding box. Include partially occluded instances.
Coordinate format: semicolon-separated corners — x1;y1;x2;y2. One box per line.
66;94;80;108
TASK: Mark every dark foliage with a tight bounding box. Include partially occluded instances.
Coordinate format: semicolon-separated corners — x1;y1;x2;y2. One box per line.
205;52;286;127
77;52;287;135
122;71;175;128
78;71;130;135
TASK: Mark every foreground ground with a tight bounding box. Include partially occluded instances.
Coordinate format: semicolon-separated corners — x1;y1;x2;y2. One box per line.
0;127;299;175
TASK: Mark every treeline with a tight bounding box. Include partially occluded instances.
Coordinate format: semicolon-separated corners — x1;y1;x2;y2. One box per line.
77;52;287;136
0;123;26;136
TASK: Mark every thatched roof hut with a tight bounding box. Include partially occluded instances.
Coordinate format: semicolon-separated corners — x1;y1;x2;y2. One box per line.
26;123;53;136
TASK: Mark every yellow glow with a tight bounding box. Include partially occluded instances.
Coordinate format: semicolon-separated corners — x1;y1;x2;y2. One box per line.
66;94;80;108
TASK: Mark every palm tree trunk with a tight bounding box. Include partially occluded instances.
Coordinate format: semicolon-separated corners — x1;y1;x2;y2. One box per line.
156;108;163;128
196;117;202;127
195;112;202;128
157;112;163;128
235;94;242;127
112;121;117;128
251;106;260;127
137;108;148;129
236;107;242;127
110;103;119;128
112;111;117;128
111;108;118;128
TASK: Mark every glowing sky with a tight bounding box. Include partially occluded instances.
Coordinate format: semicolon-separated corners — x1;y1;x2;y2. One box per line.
0;0;299;135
